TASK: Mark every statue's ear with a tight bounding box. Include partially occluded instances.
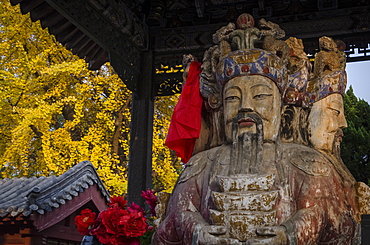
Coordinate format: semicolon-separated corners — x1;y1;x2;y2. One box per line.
208;94;222;109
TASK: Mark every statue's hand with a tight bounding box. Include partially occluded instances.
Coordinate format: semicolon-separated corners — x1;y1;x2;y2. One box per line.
246;226;288;245
197;225;241;245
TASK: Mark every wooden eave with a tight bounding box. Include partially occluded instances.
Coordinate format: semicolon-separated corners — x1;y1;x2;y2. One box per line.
30;184;108;232
10;0;109;70
9;0;370;95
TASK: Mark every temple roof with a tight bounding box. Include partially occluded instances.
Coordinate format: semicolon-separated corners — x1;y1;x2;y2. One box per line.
0;161;110;218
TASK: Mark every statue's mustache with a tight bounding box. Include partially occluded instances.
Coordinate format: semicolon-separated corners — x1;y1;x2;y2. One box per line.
333;129;344;142
230;112;263;127
324;128;344;137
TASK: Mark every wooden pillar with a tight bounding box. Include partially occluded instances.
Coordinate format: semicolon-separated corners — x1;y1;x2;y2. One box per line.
127;51;154;206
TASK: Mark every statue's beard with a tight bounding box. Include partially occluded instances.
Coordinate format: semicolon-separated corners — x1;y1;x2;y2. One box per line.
229;112;264;175
332;129;344;160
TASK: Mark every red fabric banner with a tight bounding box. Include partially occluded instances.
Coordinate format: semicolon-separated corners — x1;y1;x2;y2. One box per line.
165;61;203;163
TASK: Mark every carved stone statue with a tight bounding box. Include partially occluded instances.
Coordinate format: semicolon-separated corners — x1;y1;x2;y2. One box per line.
153;14;362;245
229;13;260;51
313;36;342;79
306;43;363;231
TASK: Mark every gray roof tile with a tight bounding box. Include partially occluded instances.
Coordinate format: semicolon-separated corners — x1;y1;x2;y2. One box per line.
0;161;110;217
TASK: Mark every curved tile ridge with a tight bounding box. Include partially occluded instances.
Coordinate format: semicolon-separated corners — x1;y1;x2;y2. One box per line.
0;176;50;217
27;161;110;216
0;161;110;217
0;176;50;218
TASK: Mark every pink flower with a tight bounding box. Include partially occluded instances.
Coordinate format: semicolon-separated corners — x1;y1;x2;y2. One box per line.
141;189;158;217
128;202;144;213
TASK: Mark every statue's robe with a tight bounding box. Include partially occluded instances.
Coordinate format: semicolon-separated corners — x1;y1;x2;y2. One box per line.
153;143;360;244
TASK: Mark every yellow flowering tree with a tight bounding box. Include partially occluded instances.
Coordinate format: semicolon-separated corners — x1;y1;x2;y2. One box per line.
0;0;181;195
152;95;182;193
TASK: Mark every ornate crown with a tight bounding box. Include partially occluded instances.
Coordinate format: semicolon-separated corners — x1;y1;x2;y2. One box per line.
308;36;347;102
200;14;347;108
200;13;289;105
216;49;287;92
282;36;347;107
307;70;347;102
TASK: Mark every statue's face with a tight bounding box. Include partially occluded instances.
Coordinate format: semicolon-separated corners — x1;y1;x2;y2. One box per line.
223;75;281;142
308;93;347;153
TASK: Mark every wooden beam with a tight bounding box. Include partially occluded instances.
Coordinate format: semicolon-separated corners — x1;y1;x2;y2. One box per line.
45;0;145;91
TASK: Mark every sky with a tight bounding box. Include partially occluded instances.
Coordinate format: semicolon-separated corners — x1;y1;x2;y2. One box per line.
346;60;370;103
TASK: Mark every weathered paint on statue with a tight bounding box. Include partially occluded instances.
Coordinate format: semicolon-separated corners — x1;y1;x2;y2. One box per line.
153;14;362;245
308;93;347;153
308;36;348;156
306;35;366;233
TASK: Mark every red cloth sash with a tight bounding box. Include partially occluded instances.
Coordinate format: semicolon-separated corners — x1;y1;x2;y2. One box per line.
165;61;203;163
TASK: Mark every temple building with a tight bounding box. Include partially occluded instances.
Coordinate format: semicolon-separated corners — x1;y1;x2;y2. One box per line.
0;161;109;244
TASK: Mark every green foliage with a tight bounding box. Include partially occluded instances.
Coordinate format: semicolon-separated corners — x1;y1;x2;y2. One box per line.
341;86;370;184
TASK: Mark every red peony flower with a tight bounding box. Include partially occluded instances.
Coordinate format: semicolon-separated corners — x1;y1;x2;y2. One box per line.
77;195;152;245
141;189;158;217
91;207;147;245
120;210;148;238
74;208;97;235
92;222;111;244
108;196;128;208
100;208;129;235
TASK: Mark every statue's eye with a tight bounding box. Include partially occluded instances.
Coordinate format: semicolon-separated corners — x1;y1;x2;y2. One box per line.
329;107;340;116
225;96;240;101
254;94;271;100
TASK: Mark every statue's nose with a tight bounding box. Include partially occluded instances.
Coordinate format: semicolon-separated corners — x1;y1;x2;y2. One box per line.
239;107;253;113
338;113;347;129
239;95;254;112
